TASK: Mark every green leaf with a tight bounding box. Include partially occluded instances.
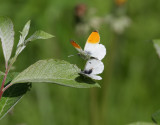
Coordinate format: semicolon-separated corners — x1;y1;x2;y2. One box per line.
152;110;160;124
128;122;156;125
16;20;30;55
0;73;31;120
11;59;100;88
19;20;30;44
25;30;54;44
153;39;160;58
0;16;14;62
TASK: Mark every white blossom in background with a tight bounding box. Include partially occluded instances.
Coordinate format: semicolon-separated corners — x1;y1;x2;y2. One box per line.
74;5;131;36
89;16;105;30
75;23;90;36
105;14;131;34
75;17;103;36
75;7;105;35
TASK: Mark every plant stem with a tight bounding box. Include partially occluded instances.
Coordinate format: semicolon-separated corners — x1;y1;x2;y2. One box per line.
0;55;19;101
0;56;18;101
2;82;13;92
0;63;9;100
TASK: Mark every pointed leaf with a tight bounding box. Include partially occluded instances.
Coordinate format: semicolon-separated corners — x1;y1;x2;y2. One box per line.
16;20;30;55
0;73;31;120
153;39;160;58
18;20;30;46
0;16;14;62
11;59;100;88
152;110;160;124
25;30;54;44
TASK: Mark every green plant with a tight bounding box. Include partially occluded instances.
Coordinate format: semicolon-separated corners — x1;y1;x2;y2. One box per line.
153;40;160;58
0;17;99;120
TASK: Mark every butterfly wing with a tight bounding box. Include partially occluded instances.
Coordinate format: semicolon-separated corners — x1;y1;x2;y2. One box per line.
86;31;100;44
80;59;104;80
80;73;102;80
84;59;104;75
88;74;102;80
85;44;106;60
70;40;83;53
84;31;106;60
71;40;90;59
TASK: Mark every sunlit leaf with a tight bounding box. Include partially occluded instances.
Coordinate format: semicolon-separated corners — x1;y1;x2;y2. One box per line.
0;16;14;62
11;59;100;88
25;30;54;44
152;110;160;124
0;73;31;120
16;20;30;55
128;122;156;125
153;39;160;58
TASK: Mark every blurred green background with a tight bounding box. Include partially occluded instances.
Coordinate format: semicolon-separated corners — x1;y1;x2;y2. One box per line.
1;0;160;125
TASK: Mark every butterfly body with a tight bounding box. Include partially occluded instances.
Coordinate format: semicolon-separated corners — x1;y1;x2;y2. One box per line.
77;50;91;60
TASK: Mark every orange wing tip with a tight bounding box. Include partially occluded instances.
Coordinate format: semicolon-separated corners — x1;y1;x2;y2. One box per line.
87;31;100;44
70;40;81;49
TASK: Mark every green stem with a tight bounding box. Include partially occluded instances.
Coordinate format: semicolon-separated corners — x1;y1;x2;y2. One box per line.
0;63;9;100
0;57;17;100
2;82;13;93
0;48;21;101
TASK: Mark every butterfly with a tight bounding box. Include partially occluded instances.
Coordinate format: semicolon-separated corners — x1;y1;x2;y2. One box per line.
80;59;104;80
70;31;106;60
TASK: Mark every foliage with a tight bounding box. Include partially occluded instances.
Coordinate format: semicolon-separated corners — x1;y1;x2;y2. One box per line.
152;110;160;124
11;59;99;88
0;17;99;120
0;73;31;120
153;40;160;58
0;17;14;63
1;0;160;125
